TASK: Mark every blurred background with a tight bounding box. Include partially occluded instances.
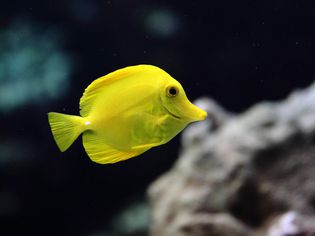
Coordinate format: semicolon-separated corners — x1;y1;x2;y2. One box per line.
1;0;315;235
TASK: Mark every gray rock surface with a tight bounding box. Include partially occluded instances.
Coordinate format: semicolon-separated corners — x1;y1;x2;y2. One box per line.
148;82;315;236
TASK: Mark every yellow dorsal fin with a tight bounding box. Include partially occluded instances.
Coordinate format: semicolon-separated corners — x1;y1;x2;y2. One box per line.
79;64;159;117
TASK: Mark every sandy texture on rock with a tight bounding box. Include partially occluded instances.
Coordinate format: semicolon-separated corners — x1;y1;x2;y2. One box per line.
148;83;315;236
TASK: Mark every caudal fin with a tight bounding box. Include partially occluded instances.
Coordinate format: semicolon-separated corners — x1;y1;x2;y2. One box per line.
48;112;86;152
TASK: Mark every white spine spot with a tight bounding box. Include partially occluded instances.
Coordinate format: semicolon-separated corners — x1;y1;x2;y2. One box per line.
85;121;91;126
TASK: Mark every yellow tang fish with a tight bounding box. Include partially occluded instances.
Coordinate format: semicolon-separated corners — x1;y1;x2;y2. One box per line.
48;65;207;164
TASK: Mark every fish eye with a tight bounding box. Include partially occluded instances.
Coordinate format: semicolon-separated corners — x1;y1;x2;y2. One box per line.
166;86;179;97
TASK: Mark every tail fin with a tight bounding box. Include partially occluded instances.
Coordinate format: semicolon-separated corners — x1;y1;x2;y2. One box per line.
48;112;86;152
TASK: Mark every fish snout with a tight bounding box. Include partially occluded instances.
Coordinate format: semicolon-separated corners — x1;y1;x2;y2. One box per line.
180;100;208;122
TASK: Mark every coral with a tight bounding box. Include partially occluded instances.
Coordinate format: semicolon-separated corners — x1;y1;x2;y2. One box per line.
0;19;72;113
89;200;149;236
148;82;315;236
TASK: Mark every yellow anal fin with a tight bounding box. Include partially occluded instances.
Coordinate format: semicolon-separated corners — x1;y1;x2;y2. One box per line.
82;131;148;164
132;142;163;149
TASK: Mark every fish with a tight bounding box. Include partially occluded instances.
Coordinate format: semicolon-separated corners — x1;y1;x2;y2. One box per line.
48;65;207;164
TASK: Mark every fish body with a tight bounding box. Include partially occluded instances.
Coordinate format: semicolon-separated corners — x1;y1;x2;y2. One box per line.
48;65;207;164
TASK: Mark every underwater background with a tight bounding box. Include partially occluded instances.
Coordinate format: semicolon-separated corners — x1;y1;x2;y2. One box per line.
1;0;315;235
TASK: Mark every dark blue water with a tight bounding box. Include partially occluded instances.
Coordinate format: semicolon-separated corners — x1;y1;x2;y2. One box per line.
0;0;314;235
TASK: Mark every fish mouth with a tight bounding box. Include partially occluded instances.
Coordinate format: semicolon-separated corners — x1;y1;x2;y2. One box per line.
164;106;181;120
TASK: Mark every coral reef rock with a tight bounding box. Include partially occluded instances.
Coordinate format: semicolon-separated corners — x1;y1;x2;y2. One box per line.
148;82;315;236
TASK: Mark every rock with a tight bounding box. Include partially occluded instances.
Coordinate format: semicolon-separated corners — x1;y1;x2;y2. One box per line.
148;82;315;236
266;211;315;236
